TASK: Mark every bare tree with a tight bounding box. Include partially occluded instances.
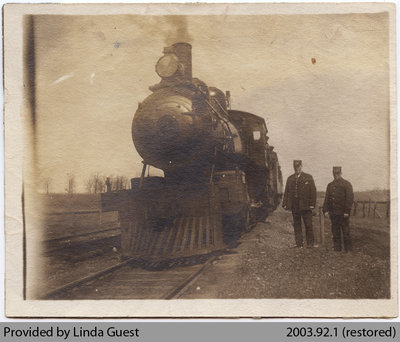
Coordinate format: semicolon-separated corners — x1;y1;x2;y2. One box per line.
42;177;52;194
85;174;109;194
85;177;94;194
85;174;128;194
112;175;129;191
65;173;75;196
93;173;104;194
114;176;121;191
121;176;129;190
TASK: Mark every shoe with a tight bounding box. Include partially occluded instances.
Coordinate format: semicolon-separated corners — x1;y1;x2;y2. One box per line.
291;244;303;249
307;244;319;249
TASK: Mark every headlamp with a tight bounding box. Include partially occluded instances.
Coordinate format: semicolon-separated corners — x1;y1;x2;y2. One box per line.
155;54;180;78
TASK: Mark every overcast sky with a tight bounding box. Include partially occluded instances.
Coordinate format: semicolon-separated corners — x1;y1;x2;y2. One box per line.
32;13;390;192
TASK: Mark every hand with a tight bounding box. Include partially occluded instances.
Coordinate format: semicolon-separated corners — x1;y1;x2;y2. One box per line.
344;213;349;218
309;206;314;210
283;206;288;211
324;212;328;217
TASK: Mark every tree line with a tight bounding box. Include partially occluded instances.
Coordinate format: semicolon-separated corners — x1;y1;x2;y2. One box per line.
40;174;130;195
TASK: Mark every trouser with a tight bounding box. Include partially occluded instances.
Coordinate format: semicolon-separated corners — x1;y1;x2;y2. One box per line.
330;213;352;252
292;210;314;247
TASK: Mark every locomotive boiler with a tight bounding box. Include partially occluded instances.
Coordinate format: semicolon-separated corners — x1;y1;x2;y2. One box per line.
102;43;283;263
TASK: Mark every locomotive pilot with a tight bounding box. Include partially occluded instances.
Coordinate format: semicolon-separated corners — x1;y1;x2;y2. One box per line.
283;160;317;248
323;166;354;252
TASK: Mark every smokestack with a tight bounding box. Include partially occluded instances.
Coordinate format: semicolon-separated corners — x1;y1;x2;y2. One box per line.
164;42;192;80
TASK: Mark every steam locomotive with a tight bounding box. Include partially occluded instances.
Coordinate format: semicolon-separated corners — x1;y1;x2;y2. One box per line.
102;43;283;262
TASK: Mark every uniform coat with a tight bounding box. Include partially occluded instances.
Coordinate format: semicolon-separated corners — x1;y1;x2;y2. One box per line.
282;172;317;212
282;172;317;247
323;178;354;215
323;177;354;252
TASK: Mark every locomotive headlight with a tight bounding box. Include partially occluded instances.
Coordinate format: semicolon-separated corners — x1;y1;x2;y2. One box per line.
156;54;179;78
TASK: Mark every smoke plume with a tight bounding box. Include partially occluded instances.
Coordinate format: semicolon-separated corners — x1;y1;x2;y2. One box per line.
164;16;192;45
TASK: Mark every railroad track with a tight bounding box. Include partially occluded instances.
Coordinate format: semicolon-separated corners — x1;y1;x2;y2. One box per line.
43;255;217;300
45;227;121;245
44;227;121;256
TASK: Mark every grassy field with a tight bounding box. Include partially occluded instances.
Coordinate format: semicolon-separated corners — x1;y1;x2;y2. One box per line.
41;193;118;240
316;189;389;203
42;193;101;213
353;189;390;202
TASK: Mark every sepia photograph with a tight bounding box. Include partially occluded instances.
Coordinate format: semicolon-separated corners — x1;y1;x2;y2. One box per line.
4;3;397;317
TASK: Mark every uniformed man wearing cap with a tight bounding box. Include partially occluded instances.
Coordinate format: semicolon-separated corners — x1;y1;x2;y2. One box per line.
283;160;317;248
323;167;354;252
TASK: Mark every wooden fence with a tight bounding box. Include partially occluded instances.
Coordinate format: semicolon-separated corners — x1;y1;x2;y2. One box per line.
352;200;390;219
315;200;390;246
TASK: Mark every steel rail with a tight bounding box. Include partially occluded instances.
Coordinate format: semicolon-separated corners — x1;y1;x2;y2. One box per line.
163;256;217;299
42;258;134;300
45;227;120;244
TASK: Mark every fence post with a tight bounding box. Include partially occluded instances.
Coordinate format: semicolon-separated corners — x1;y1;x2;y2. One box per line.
353;201;357;216
362;202;366;217
368;199;371;217
373;202;377;219
319;207;325;245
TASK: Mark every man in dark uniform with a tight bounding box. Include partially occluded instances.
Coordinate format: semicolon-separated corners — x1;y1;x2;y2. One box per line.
323;166;354;252
283;160;317;248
